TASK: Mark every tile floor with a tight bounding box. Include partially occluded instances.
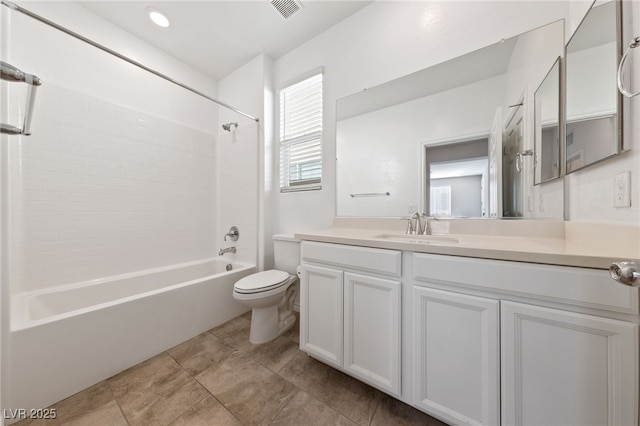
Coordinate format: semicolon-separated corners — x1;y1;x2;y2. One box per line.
16;312;445;426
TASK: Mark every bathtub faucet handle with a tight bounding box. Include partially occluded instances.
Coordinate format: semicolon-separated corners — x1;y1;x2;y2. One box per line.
224;226;239;242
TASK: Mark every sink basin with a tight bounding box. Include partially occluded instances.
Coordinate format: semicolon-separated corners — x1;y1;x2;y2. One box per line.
374;233;459;244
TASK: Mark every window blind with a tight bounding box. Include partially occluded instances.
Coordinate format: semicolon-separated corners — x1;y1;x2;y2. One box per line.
279;72;322;192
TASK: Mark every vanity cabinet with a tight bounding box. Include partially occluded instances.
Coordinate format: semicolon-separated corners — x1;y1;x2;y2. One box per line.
501;301;638;426
299;241;402;396
299;264;344;368
412;253;639;426
412;286;500;426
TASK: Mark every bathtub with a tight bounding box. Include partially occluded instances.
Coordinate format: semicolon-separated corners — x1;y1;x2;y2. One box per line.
7;258;255;414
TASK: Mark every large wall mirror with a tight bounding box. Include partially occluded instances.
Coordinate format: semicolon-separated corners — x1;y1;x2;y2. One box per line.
336;20;564;218
565;0;623;173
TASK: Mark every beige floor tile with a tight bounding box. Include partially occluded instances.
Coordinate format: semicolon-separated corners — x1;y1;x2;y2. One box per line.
14;382;127;426
371;394;442;426
167;331;235;376
211;315;252;351
243;335;300;372
282;312;300;345
107;352;208;426
278;352;382;425
270;390;357;426
169;395;243;426
196;350;298;426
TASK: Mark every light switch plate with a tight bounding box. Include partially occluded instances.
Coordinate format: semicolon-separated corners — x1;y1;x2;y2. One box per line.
614;172;631;208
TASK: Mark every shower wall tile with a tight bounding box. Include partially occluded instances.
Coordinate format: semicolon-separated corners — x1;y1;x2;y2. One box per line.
10;83;218;293
216;124;258;266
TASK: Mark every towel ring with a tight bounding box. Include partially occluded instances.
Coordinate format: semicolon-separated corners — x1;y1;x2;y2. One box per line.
617;36;640;98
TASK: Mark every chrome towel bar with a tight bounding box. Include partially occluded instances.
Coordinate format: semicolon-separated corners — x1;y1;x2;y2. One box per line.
350;192;391;198
1;61;42;136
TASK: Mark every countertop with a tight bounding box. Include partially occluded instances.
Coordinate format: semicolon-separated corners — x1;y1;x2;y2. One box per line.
294;218;640;270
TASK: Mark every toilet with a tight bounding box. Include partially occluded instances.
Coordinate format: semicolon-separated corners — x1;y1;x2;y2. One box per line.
233;234;299;344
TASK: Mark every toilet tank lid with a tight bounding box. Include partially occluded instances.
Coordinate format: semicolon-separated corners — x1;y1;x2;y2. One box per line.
272;233;299;242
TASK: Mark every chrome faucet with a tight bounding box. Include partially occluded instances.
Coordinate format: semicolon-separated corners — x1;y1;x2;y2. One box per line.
411;212;421;234
403;212;422;234
218;246;236;256
421;213;430;235
420;213;437;235
224;226;239;241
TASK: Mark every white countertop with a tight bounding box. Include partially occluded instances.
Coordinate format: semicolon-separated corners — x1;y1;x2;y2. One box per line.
294;218;640;270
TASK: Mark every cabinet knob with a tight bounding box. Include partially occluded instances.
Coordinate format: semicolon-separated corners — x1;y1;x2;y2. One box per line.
609;261;640;287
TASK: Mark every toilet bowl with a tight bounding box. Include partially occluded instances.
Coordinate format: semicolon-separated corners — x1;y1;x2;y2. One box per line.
232;234;299;344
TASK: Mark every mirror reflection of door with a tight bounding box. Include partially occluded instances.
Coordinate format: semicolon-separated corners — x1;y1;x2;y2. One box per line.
502;104;524;217
423;138;489;218
488;108;503;218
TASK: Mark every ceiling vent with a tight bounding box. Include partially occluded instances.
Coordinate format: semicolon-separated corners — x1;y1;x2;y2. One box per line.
271;0;303;20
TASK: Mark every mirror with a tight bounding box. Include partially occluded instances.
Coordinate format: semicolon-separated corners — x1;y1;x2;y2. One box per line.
534;57;561;184
565;0;622;173
336;20;565;218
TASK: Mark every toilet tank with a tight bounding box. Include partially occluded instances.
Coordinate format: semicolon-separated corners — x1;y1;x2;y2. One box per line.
272;234;300;274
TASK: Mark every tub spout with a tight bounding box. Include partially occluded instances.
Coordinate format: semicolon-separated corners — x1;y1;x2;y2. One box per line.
219;246;236;256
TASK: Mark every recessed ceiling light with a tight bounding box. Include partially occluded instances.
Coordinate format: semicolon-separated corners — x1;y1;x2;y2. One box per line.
147;8;170;28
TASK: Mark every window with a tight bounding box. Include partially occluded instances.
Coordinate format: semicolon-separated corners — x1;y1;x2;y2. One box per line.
279;72;323;192
430;186;452;216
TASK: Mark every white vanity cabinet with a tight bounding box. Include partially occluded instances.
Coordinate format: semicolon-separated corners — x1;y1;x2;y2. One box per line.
412;253;639;426
412;286;500;426
501;301;638;426
299;241;402;396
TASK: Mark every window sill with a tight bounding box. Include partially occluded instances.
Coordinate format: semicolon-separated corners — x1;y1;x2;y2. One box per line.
280;184;322;193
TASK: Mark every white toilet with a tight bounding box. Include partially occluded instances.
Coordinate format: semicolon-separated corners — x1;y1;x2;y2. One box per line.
233;234;299;344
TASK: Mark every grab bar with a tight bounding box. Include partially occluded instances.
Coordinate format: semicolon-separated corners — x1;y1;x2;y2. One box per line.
617;36;639;98
1;61;42;136
350;192;391;198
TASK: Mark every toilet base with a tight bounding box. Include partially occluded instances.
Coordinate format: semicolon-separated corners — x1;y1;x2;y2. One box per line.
249;305;296;344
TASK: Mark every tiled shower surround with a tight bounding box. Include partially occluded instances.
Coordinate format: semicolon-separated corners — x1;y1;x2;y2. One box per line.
9;82;218;293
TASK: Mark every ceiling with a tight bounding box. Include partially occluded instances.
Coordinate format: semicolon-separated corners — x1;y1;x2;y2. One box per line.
77;1;372;81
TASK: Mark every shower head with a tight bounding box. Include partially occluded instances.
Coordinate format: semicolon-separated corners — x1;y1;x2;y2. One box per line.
222;122;238;132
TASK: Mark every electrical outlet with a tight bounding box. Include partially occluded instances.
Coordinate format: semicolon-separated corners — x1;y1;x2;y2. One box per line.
614;172;631;208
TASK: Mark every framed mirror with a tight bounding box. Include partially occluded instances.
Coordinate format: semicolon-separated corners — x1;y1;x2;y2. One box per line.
534;57;562;184
565;0;622;173
336;20;565;218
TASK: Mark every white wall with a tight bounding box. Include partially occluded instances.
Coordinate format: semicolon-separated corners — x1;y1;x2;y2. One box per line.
3;1;221;294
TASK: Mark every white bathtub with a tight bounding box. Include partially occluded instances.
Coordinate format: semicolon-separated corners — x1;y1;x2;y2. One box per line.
7;258;255;414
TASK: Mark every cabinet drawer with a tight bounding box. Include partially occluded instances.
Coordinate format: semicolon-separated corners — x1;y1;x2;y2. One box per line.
301;241;401;277
412;253;639;315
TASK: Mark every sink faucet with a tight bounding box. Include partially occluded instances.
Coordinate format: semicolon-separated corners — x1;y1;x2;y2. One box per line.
219;246;236;256
421;213;437;235
411;212;421;234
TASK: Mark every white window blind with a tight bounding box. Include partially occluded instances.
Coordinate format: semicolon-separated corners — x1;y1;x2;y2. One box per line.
279;72;323;192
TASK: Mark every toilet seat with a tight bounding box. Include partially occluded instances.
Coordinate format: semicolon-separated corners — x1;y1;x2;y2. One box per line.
234;270;291;294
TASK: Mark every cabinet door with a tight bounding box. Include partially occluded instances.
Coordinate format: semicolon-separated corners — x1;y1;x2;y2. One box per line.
501;301;638;426
299;264;344;369
413;286;500;426
344;272;401;396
